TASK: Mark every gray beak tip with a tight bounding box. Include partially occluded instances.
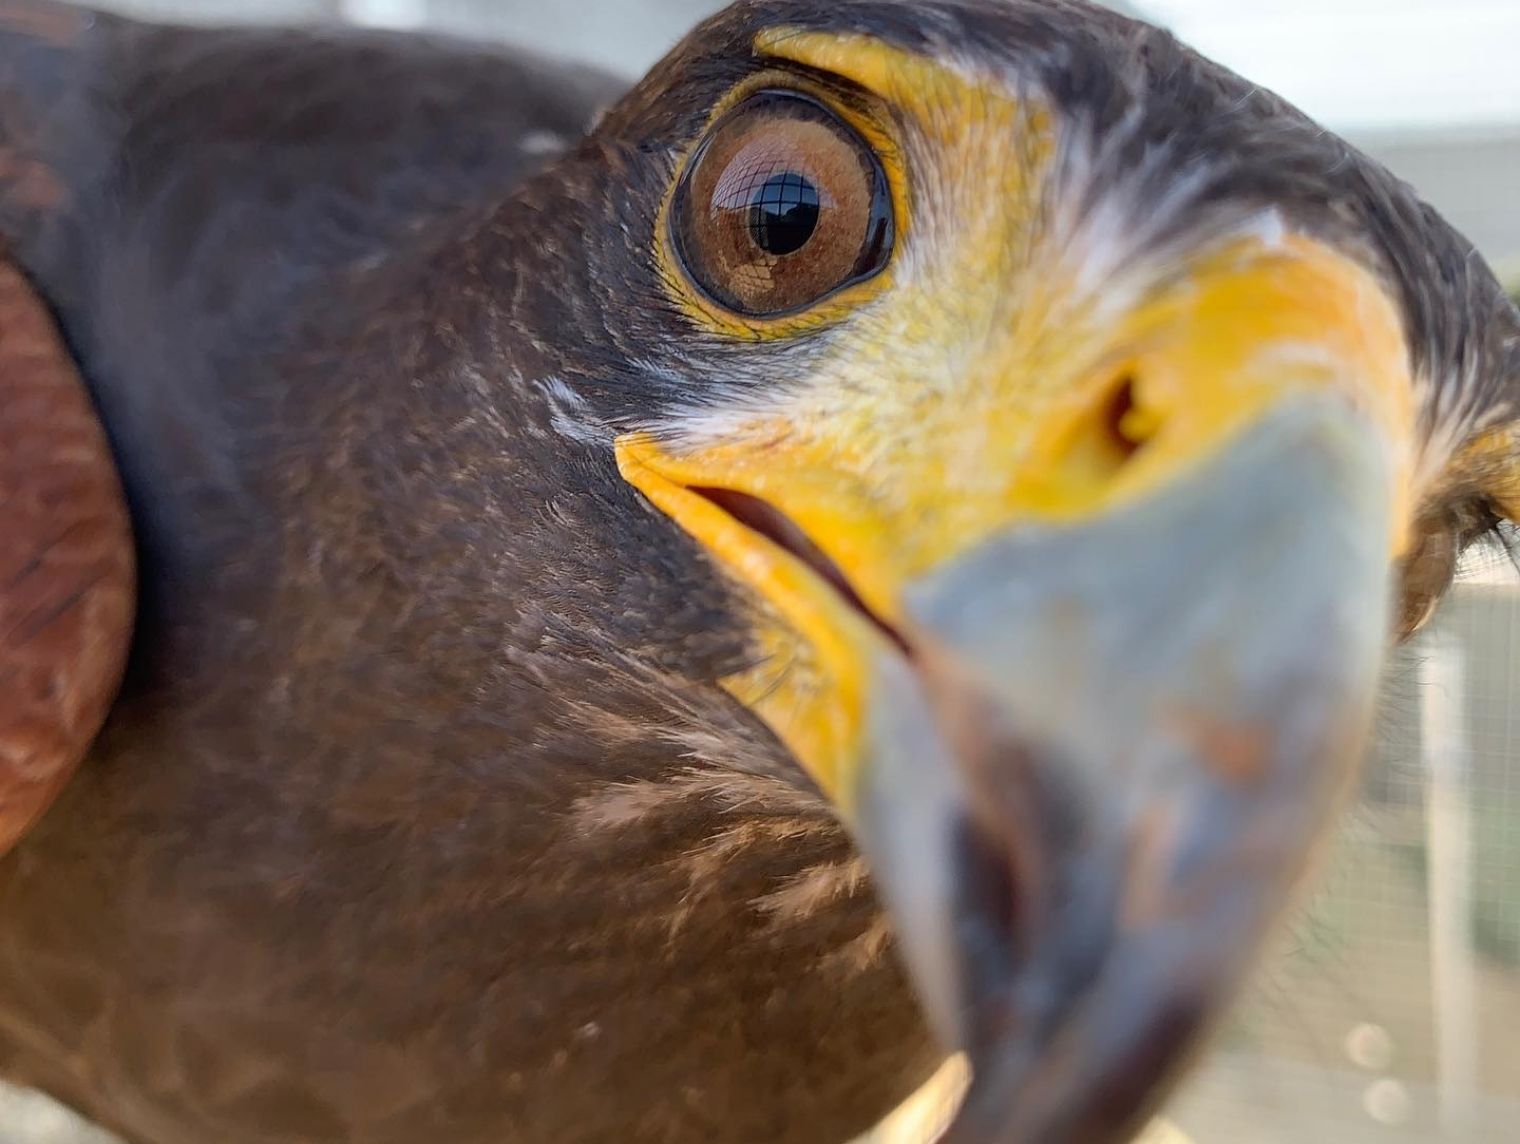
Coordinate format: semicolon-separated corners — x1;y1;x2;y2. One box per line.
853;399;1398;1143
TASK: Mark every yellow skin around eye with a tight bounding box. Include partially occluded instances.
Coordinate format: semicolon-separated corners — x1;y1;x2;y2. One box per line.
1457;424;1520;522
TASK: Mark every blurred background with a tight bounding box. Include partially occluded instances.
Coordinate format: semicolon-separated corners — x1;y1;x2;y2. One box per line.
4;2;1518;1142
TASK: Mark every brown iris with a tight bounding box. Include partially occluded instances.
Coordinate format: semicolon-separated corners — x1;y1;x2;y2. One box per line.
671;90;894;318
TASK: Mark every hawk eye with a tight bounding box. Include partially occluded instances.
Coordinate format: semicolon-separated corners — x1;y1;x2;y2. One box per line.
671;90;894;318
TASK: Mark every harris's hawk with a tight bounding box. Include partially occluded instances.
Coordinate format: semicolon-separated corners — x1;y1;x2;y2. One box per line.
1;1;1517;1142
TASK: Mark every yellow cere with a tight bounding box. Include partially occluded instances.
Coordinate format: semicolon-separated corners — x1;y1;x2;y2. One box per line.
620;31;1420;813
616;434;881;794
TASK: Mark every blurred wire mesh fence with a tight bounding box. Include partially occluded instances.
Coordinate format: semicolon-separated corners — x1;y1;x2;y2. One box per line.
3;2;1519;1143
1166;566;1520;1144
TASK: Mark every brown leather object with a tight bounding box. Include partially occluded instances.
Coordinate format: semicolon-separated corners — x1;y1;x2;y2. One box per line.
0;258;133;854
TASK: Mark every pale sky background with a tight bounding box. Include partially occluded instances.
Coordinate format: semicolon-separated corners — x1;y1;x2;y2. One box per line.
338;0;1520;135
1145;0;1520;132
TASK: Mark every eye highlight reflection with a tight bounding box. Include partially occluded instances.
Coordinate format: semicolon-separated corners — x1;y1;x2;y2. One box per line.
743;170;821;256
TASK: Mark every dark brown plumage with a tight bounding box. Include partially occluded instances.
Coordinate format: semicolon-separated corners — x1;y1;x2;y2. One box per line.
0;2;1517;1143
0;6;933;1141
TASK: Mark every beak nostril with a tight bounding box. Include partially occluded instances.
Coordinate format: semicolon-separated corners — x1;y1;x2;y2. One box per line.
1103;374;1150;458
1037;373;1157;501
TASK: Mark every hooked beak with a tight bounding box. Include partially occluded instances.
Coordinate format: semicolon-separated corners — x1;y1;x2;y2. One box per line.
856;400;1393;1142
616;229;1415;1140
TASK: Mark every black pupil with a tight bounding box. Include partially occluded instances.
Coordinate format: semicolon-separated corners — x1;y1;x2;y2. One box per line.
747;172;820;256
